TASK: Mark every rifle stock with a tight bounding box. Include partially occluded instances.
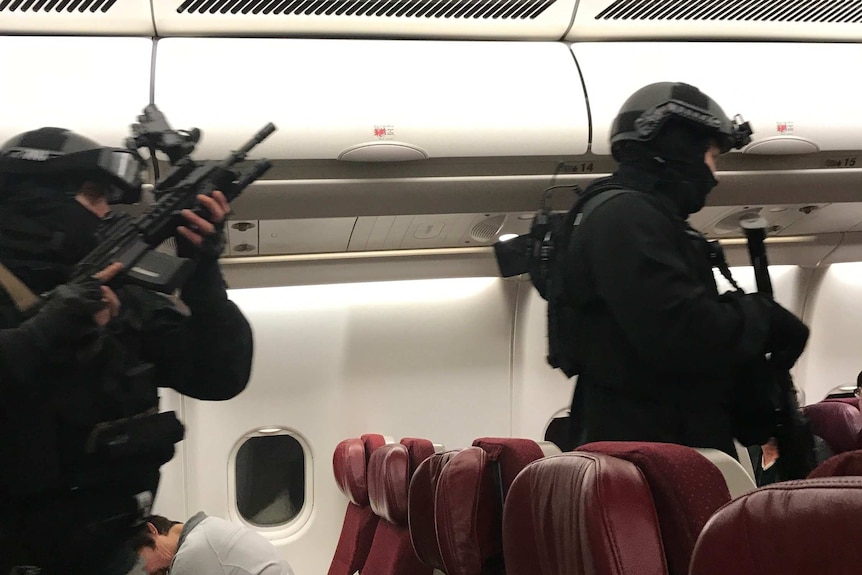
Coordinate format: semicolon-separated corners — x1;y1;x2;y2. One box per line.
741;219;816;480
68;109;276;296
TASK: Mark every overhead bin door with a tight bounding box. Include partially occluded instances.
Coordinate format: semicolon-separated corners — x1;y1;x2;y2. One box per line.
0;0;154;35
568;0;862;42
0;37;153;148
573;42;862;156
154;39;589;161
152;0;577;40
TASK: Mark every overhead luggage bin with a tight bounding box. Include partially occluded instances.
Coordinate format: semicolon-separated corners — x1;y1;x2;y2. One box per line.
573;42;862;157
0;37;153;149
0;0;154;35
567;0;862;42
154;39;589;161
152;0;578;40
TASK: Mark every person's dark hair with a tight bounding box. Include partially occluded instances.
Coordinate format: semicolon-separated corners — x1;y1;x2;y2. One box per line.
856;370;862;389
128;515;180;552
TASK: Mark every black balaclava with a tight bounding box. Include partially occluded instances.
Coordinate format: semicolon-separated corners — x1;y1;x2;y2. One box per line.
615;119;718;217
0;176;104;293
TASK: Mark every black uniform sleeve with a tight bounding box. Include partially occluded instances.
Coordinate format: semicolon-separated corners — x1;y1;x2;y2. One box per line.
139;260;253;401
580;193;770;372
0;281;104;394
0;318;46;391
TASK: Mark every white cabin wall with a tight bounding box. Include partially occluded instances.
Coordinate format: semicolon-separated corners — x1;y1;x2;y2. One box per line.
511;281;575;439
158;261;515;575
797;263;862;404
154;258;825;575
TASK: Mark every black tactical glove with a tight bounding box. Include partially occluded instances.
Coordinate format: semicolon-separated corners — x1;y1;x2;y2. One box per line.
175;218;226;263
18;278;105;352
763;299;809;370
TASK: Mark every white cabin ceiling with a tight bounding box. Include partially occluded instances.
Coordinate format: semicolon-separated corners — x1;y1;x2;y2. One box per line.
4;0;862;39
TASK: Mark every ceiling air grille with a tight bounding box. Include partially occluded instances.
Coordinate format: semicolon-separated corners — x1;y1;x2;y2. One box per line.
176;0;556;19
0;0;117;12
596;0;862;23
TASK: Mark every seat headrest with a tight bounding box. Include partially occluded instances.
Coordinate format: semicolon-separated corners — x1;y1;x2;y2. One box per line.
690;478;862;575
367;443;411;526
579;441;730;575
503;452;667;575
400;437;436;475
435;446;501;575
808;449;862;478
823;397;860;410
362;433;387;455
333;438;372;506
803;401;862;454
408;450;461;571
472;437;545;497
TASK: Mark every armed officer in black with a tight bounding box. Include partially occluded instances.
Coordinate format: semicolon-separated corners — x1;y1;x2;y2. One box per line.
561;83;809;457
0;127;253;573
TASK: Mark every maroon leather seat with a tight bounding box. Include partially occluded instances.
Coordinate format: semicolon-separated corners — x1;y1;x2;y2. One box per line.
434;446;501;575
408;450;461;571
802;401;862;454
472;437;545;498
690;478;862;575
433;438;547;575
809;449;862;478
578;442;730;575
328;433;387;575
503;452;667;575
363;439;435;575
824;397;860;411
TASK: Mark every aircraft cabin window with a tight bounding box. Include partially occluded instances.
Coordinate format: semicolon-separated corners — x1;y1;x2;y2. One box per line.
235;433;306;527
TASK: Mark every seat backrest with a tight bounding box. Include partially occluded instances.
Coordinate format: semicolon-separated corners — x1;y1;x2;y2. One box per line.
430;437;547;575
408;450;461;572
328;433;387;575
802;401;862;454
693;448;757;499
823;397;860;411
503;452;667;575
471;437;546;497
808;449;862;478
364;441;435;575
578;442;729;575
733;440;757;480
690;478;862;575
537;440;563;457
434;446;501;575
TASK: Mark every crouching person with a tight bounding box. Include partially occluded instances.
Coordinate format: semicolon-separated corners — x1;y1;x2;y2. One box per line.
133;513;296;575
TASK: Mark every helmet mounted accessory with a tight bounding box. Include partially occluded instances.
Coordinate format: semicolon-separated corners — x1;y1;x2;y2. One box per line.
0;127;145;205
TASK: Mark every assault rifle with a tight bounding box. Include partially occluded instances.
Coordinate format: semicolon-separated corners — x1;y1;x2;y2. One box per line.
69;105;276;295
741;216;817;480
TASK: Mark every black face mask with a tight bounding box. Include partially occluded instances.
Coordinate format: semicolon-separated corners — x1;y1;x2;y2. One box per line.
656;158;719;216
615;121;720;217
0;181;103;290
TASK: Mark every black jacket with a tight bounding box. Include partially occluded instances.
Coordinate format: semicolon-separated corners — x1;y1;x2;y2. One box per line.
565;170;771;456
0;260;253;573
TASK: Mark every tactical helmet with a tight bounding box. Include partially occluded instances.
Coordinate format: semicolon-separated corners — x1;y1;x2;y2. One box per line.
0;127;144;204
610;82;753;159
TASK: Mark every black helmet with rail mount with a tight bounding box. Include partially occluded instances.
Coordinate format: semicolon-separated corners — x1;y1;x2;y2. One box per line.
0;127;145;204
610;82;753;159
